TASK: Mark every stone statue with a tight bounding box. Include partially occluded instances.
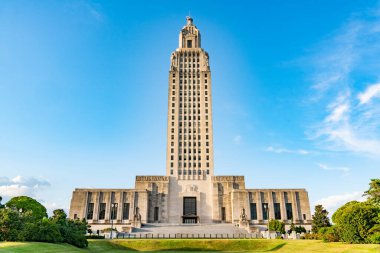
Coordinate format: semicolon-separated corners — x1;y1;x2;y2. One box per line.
240;208;247;221
133;207;141;221
131;206;142;228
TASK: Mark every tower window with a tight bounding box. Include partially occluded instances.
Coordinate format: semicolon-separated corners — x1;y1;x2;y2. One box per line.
187;40;192;48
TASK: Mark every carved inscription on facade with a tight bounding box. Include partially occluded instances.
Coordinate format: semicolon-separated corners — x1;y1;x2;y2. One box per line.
212;176;245;182
135;176;169;182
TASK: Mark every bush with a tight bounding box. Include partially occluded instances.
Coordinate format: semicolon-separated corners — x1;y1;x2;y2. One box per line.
268;219;285;234
368;233;380;244
302;233;322;240
332;201;379;243
85;235;105;239
321;226;340;242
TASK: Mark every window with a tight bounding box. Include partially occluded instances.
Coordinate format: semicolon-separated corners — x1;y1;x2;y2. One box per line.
110;203;118;220
274;203;281;220
286;203;293;220
262;203;268;220
206;169;209;174
170;169;173;175
123;203;130;220
172;79;175;83
154;207;159;221
86;203;94;220
250;203;257;220
187;40;192;48
98;203;106;220
303;214;306;220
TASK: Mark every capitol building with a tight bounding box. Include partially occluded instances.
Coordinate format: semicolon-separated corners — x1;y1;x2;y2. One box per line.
69;17;311;233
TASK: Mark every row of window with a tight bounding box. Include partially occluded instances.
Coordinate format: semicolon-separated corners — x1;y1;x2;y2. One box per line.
172;73;207;78
170;128;209;134
172;91;209;97
171;134;209;140
171;102;209;108
170;142;210;147
179;63;200;68
170;155;210;161
249;202;294;220
86;202;130;221
178;169;210;175
173;79;208;85
179;148;210;153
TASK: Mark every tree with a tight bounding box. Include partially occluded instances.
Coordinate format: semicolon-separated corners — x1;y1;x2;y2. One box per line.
50;209;88;248
332;201;379;243
311;205;331;233
294;226;306;234
0;196;5;209
268;219;285;234
364;179;380;206
0;208;23;241
6;196;47;220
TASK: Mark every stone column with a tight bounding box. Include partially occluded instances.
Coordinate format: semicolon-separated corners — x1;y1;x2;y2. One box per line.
291;191;300;222
117;192;123;223
257;191;263;222
92;192;100;222
279;191;287;222
268;191;274;220
104;192;111;223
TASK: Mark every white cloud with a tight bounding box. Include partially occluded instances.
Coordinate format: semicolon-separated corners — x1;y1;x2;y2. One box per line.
307;6;380;157
233;135;242;144
358;83;380;104
316;163;350;173
314;192;365;215
0;176;50;199
266;146;310;155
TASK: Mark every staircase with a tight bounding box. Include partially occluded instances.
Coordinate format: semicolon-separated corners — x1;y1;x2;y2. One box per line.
127;223;253;238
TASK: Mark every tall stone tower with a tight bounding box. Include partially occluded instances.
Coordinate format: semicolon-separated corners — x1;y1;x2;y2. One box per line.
166;16;214;180
69;17;312;229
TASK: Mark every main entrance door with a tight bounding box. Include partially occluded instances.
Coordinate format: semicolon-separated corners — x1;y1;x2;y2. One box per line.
183;197;197;223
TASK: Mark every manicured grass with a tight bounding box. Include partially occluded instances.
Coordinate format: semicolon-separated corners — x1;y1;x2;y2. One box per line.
0;239;379;252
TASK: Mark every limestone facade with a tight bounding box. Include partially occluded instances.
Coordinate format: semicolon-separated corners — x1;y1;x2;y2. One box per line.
69;17;312;232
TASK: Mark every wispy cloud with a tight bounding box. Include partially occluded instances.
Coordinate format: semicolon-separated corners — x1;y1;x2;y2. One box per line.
0;176;50;199
358;83;380;104
314;191;365;215
307;5;380;157
265;146;310;155
316;163;350;174
65;0;103;23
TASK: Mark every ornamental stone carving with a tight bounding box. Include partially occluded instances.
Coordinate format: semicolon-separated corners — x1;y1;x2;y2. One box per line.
135;176;169;182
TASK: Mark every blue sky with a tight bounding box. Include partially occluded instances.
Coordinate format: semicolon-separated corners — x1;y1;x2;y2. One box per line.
1;0;380;215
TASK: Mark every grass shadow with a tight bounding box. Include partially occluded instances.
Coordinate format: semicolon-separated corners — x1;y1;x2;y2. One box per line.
266;242;286;251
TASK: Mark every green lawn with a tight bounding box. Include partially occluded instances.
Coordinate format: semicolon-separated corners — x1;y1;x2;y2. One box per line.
0;239;379;253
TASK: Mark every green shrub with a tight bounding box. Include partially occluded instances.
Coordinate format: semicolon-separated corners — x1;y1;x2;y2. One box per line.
86;235;105;239
321;226;340;242
332;201;379;243
268;219;285;234
368;232;380;244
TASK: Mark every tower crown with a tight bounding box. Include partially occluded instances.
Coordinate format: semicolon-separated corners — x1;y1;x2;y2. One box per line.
179;16;201;49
